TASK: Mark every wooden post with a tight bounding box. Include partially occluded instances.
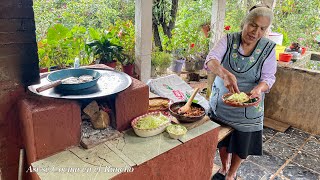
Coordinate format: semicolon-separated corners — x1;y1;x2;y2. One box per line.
262;0;276;9
262;0;277;36
135;0;152;82
206;0;227;98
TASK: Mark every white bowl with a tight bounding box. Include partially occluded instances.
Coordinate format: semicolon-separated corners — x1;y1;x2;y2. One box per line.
131;111;171;137
166;124;187;140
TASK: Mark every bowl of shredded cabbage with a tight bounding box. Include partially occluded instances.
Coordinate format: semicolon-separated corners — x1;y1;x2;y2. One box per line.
222;92;260;107
131;111;171;137
166;124;187;139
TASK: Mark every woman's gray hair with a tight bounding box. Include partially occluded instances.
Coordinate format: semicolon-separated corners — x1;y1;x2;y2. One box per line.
240;6;274;30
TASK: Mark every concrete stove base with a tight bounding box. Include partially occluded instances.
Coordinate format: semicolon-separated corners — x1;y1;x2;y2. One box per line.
113;128;219;180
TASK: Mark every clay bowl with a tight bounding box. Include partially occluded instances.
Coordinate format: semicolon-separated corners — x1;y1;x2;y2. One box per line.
222;92;261;108
131;111;172;137
169;101;205;123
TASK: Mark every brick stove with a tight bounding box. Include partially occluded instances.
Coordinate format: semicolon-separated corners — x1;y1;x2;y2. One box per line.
18;68;149;179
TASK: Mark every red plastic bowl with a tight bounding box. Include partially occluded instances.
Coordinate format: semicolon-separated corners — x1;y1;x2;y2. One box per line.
301;47;307;55
279;53;293;62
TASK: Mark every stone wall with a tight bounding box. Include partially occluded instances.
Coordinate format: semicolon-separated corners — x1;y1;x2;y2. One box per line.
0;0;39;179
265;65;320;134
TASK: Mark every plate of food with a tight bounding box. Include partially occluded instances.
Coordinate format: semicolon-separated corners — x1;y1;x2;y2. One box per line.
222;92;261;107
148;97;171;112
131;111;172;137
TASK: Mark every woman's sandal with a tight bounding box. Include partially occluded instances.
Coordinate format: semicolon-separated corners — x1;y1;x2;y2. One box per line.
211;170;226;180
225;174;237;180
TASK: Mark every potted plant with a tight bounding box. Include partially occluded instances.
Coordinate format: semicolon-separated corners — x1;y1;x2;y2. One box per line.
37;41;50;72
112;20;136;76
37;24;88;71
119;53;135;76
151;50;172;76
86;28;123;68
171;49;186;73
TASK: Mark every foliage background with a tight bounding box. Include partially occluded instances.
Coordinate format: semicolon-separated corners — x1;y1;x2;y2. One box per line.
34;0;135;40
224;0;320;51
34;0;320;68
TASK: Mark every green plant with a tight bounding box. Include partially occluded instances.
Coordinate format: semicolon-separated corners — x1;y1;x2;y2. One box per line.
86;28;123;64
33;0;135;40
37;40;51;68
37;24;87;68
110;20;136;65
151;50;172;71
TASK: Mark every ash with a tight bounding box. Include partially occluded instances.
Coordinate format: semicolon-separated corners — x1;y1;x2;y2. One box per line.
81;120;120;140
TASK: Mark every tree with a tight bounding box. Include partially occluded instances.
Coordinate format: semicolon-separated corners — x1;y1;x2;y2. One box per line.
152;0;179;51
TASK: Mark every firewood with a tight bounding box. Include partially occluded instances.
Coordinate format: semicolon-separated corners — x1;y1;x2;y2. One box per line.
83;101;99;117
90;110;110;129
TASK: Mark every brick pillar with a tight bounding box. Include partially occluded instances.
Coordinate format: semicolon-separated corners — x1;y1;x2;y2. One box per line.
18;96;81;163
0;0;39;179
114;78;149;131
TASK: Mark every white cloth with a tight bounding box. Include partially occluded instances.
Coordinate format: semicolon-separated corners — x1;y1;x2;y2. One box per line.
146;74;210;113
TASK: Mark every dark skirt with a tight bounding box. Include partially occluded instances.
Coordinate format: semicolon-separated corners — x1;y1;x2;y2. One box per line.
217;129;263;159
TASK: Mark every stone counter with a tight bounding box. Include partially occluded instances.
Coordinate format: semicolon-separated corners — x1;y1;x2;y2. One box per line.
265;53;320;134
31;120;220;180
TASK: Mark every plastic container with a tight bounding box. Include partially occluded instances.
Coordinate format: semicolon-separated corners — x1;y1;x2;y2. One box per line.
74;57;80;68
275;45;286;60
279;53;293;62
301;47;307;55
267;32;283;45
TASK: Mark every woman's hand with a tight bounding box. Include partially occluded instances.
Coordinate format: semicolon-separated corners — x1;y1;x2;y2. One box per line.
250;86;262;99
222;72;240;93
250;82;270;98
207;60;240;93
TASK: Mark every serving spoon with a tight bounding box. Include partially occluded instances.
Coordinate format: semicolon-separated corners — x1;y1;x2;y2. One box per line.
178;88;199;114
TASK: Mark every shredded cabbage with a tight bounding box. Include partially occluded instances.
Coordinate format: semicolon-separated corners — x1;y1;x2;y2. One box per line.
167;125;187;135
135;113;169;129
226;92;249;103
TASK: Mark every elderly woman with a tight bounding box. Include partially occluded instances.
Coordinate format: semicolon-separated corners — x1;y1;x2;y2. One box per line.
206;5;276;180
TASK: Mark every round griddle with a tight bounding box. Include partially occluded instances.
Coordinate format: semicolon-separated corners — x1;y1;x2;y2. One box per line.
28;69;132;99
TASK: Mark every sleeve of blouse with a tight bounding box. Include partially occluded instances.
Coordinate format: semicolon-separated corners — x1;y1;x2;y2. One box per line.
260;48;277;93
204;35;228;70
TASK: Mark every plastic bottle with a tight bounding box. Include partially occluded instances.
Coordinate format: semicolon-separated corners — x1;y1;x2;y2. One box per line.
74;57;80;68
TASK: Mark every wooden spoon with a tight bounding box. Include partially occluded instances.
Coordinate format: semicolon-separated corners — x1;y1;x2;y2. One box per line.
178;88;199;114
36;77;74;93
